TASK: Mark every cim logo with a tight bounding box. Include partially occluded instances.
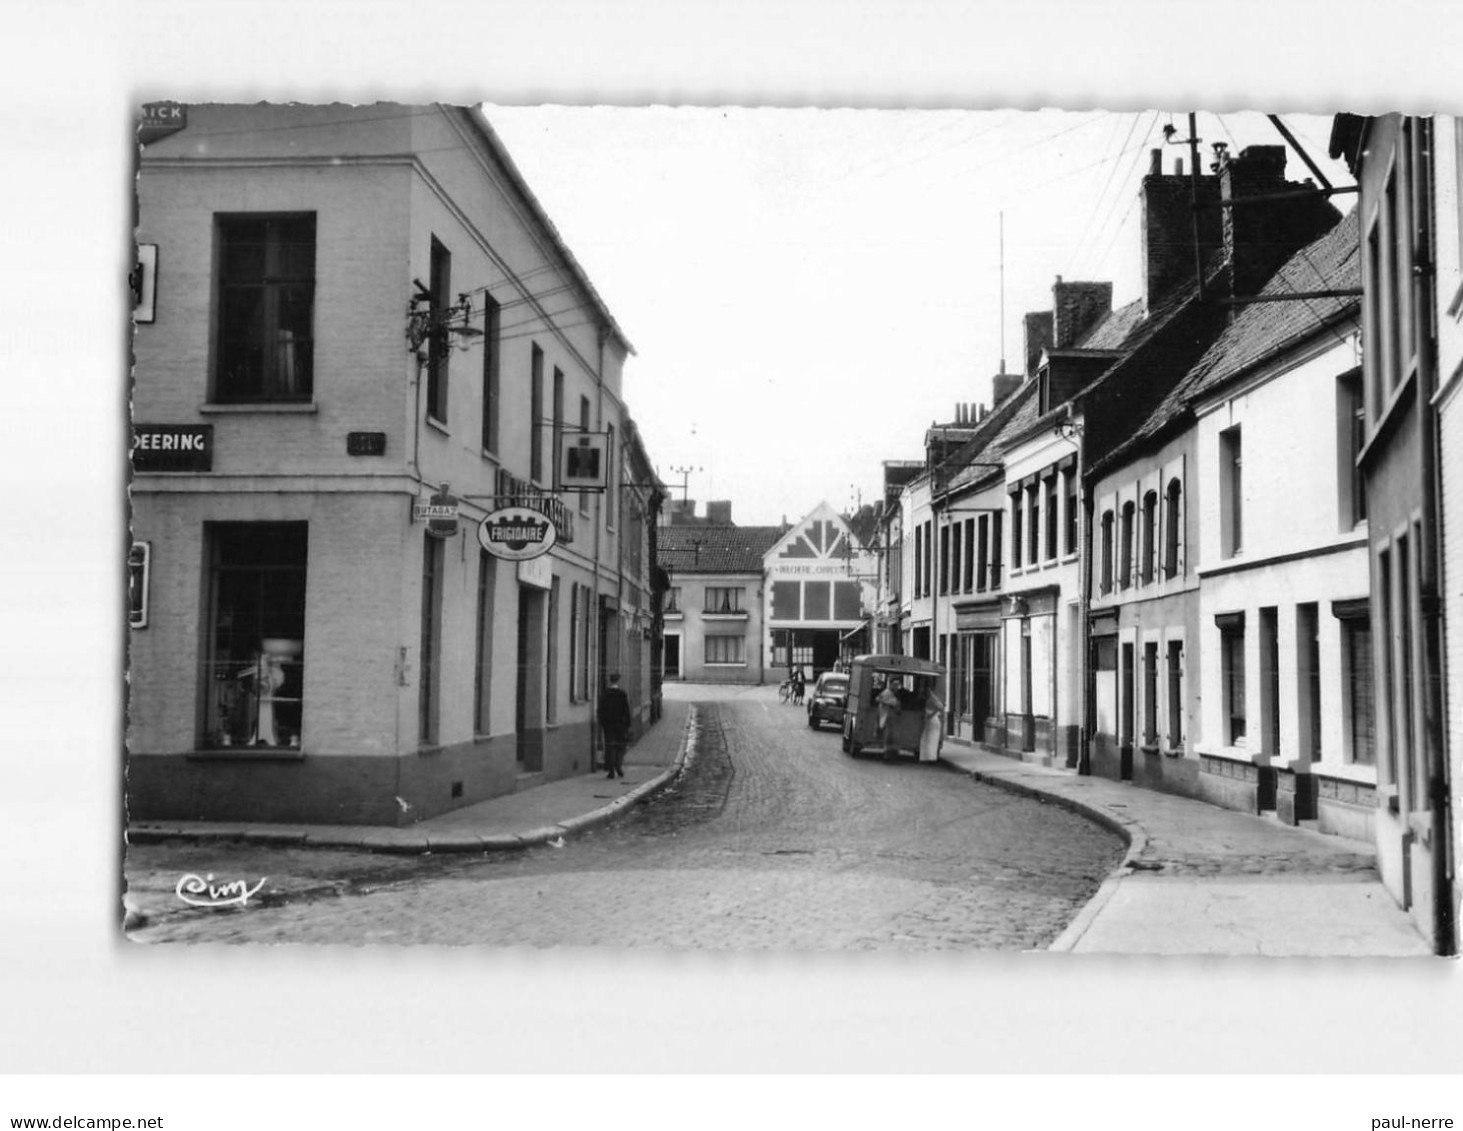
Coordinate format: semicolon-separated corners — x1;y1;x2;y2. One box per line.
479;505;557;561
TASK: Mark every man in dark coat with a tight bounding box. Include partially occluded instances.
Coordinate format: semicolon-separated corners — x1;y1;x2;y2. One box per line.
598;672;632;779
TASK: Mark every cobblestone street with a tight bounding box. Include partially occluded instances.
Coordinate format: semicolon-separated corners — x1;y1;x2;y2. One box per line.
126;687;1126;947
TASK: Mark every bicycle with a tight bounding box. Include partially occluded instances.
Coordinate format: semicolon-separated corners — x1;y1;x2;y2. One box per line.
778;680;794;704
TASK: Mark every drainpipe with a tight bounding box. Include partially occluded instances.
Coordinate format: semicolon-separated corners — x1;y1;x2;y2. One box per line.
1079;463;1095;776
1414;119;1456;955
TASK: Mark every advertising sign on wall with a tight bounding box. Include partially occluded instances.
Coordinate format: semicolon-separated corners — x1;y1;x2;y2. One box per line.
479;505;558;561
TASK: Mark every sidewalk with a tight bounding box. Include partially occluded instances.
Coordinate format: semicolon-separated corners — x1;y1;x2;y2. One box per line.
939;741;1435;956
127;698;694;854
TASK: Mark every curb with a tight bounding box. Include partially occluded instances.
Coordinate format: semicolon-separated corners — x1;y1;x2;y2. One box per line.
940;753;1149;954
126;707;698;856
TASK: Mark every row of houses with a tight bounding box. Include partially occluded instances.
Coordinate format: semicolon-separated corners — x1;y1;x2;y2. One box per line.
127;103;667;828
871;121;1461;955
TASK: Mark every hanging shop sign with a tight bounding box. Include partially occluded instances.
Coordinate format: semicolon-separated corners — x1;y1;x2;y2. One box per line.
132;424;213;472
414;488;459;539
557;430;609;491
479;505;558;561
494;467;574;543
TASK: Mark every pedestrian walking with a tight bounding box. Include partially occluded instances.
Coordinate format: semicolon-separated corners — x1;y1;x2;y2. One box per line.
598;672;632;779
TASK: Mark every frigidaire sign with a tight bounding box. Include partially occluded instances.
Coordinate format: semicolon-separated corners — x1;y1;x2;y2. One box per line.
132;424;213;472
478;505;558;561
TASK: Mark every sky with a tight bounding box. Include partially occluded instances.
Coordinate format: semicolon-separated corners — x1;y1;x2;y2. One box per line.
483;106;1350;527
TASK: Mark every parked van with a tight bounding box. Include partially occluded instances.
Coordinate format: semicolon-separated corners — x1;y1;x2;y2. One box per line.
841;654;946;758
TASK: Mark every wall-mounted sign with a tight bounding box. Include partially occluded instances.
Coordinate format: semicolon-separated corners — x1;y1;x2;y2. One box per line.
132;424;213;472
347;431;387;456
414;489;459;539
479;505;558;561
131;244;157;324
518;556;552;590
558;430;608;491
138;102;187;145
494;467;574;543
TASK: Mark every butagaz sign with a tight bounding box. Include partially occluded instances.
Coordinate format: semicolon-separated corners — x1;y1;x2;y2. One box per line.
132;424;213;472
414;489;459;539
479;506;558;561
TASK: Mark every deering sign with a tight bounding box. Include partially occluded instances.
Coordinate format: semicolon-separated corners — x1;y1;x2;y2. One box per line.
133;424;213;472
479;505;558;561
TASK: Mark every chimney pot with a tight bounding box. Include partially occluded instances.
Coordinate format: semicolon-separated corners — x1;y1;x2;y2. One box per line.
1150;148;1162;175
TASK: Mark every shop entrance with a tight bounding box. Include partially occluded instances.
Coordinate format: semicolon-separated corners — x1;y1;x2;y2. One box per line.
515;586;546;772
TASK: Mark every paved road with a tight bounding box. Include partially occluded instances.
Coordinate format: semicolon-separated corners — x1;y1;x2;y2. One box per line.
127;687;1125;948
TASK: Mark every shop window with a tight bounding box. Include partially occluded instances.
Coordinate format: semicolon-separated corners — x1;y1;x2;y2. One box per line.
419;534;444;745
1336;601;1376;766
426;237;451;424
1143;641;1159;746
1166;640;1184;751
204;523;307;749
705;586;744;613
804;581;831;620
215;214;315;402
474;550;496;732
706;635;745;665
1218;613;1246;746
128;541;151;629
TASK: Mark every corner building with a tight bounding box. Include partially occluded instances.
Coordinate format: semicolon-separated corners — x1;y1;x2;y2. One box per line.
128;104;662;826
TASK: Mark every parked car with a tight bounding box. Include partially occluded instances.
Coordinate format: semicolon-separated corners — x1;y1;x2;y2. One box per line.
806;671;850;730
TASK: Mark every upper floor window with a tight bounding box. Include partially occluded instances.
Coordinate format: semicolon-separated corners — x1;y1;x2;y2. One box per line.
1044;474;1059;561
705;587;744;614
1063;465;1078;555
1010;491;1024;570
481;292;501;453
216;214;315;402
1163;478;1182;579
1026;482;1041;564
939;523;951;595
664;587;681;614
1219;426;1243;558
425;237;451;423
529;344;544;482
1119;501;1135;589
1339;368;1367;528
1100;509;1114;594
1141;491;1158;585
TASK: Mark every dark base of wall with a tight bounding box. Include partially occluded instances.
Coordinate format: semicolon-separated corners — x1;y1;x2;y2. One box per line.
1198;752;1268;815
127;721;595;827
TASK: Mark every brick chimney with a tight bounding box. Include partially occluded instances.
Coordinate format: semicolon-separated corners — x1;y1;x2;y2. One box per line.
1220;145;1339;297
992;370;1022;405
705;500;732;524
1141;152;1223;312
1023;310;1054;377
1052;278;1113;348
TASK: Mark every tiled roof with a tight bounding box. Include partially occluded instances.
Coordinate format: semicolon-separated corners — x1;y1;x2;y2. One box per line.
1091;212;1359;475
1185;209;1360;400
658;524;786;574
1075;298;1146;351
941;380;1039;493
